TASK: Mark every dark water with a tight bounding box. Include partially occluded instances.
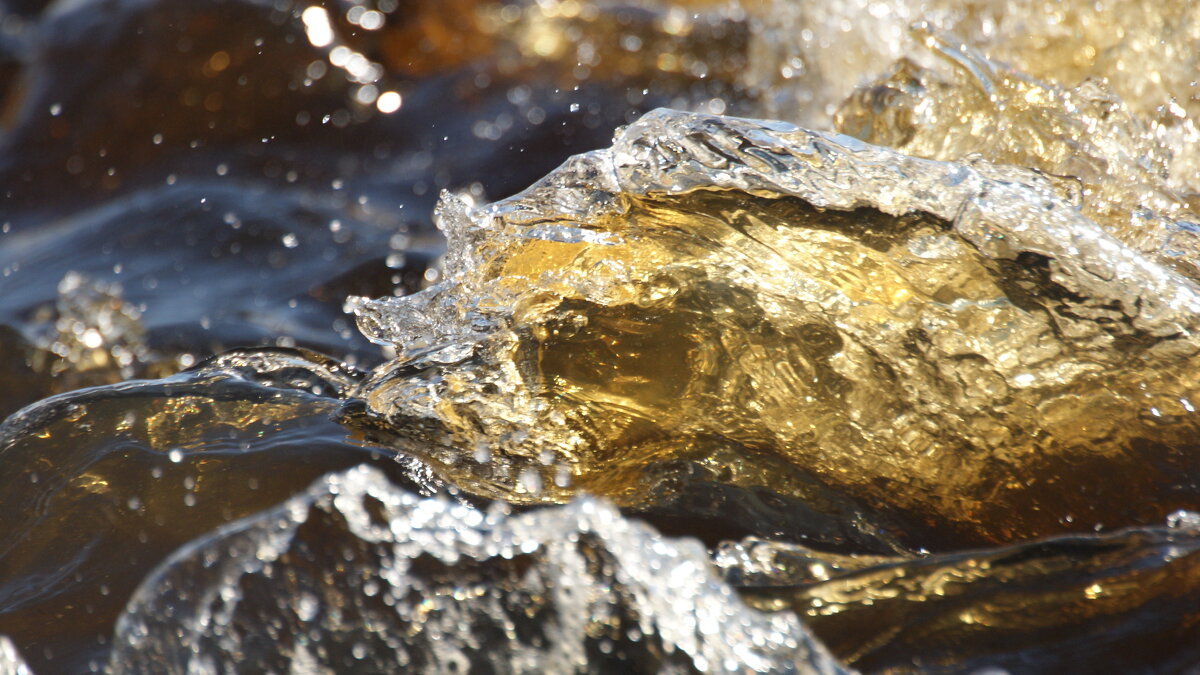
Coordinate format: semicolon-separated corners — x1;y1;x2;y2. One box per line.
0;0;693;417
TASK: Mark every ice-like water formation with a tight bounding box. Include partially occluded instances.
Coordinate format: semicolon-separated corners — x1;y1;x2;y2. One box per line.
352;107;1200;544
0;636;33;675
107;465;845;674
834;27;1200;281
742;0;1200;145
25;272;157;389
716;521;1200;672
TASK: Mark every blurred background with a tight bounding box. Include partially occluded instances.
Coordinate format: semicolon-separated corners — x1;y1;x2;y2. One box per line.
0;0;754;420
2;0;1197;421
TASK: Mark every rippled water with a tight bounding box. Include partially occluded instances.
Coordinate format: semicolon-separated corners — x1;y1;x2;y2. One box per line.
2;0;1199;673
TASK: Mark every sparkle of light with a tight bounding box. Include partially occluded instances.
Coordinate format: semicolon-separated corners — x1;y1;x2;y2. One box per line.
301;7;334;48
376;91;402;114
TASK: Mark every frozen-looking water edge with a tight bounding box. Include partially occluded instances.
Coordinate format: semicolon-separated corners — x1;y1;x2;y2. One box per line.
349;108;1200;542
0;636;33;675
107;465;847;674
357;107;1200;355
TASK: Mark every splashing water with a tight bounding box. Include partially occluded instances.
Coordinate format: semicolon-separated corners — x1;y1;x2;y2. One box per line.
108;465;846;674
2;0;1200;672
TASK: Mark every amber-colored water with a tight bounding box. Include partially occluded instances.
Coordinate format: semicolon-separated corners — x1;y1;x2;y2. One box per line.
3;0;1200;673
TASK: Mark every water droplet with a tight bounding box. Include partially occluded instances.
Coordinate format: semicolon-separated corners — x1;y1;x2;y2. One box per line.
519;467;543;494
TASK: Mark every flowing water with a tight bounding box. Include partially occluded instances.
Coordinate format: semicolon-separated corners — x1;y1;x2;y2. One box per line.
1;0;1199;673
